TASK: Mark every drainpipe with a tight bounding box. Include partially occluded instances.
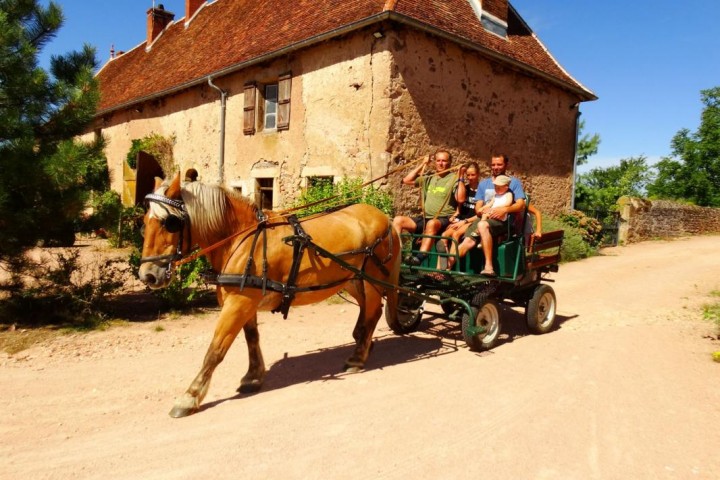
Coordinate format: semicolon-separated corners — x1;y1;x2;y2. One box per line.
570;105;581;210
207;76;227;185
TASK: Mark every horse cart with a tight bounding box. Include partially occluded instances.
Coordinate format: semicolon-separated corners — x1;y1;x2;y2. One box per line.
384;212;564;351
139;173;564;416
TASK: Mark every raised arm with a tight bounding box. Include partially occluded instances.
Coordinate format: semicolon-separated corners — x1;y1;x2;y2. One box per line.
402;155;431;186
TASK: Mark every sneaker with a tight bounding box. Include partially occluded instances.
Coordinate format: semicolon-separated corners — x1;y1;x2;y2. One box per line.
404;255;423;266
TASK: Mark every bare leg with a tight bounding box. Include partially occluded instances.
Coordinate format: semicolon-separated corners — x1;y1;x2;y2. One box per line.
449;236;476;270
419;219;442;253
478;221;495;273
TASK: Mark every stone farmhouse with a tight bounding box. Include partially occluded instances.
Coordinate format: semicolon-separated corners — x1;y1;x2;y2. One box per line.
88;0;596;214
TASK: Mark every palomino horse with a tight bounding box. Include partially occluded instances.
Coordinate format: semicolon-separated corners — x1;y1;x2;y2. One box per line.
138;173;401;417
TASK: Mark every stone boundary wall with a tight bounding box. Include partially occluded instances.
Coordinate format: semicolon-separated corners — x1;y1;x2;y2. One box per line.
618;197;720;244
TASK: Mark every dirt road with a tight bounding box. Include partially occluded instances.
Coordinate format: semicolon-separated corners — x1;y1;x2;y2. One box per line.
2;236;719;479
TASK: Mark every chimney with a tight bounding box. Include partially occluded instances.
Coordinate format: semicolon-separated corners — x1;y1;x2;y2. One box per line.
186;0;204;22
147;4;175;45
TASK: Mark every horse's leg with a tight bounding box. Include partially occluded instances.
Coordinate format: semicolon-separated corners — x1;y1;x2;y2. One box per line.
343;278;384;372
237;313;266;393
169;294;254;418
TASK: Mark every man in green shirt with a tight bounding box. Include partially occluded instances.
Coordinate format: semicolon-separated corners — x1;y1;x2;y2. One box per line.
392;149;465;266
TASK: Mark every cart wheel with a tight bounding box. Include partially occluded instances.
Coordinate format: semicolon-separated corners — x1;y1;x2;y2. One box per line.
461;299;501;351
526;284;556;334
385;292;424;334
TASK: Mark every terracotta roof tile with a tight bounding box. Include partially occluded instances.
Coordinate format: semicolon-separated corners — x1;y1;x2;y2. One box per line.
97;0;594;113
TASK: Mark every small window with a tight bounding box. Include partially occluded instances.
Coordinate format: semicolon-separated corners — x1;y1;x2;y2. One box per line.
256;178;274;210
264;84;278;130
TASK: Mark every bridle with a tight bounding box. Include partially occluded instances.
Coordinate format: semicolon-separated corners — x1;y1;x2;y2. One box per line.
139;193;191;276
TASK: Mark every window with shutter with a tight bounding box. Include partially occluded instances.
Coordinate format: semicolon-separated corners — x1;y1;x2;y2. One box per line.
277;73;291;131
264;84;278;130
243;83;256;135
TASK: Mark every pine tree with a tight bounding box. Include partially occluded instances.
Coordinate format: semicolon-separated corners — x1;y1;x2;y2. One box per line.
0;0;104;258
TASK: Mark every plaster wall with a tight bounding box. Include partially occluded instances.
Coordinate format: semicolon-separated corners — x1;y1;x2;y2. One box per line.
96;26;581;216
385;28;580;215
96;30;393;208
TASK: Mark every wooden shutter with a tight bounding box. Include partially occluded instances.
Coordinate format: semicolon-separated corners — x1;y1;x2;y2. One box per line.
243;82;256;135
277;73;291;131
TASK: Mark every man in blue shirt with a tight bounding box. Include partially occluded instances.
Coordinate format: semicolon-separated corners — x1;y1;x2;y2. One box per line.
449;154;526;276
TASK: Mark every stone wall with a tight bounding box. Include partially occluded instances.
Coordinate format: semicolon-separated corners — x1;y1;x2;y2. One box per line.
386;27;580;217
618;197;720;243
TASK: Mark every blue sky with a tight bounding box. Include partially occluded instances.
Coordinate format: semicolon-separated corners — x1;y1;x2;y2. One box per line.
39;1;720;172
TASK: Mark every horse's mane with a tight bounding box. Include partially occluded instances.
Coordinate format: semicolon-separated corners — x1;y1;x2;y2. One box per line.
180;181;259;243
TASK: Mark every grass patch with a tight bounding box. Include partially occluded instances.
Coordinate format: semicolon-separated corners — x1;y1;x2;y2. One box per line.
703;291;720;328
0;326;61;355
704;290;720;362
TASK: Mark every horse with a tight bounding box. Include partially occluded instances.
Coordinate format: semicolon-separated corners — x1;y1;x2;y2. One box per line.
138;173;401;417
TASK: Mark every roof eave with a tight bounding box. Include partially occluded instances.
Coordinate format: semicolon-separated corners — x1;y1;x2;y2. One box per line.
96;12;393;117
388;13;597;102
96;10;596;117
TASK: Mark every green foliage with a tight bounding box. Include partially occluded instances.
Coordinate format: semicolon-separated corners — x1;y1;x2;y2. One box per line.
151;256;213;308
557;210;604;247
704;290;720;330
125;133;176;174
128;232;212;308
542;217;598;262
575;156;653;213
646;87;720;207
293;177;394;217
576;120;601;167
0;0;102;257
125;139;144;169
0;250;130;328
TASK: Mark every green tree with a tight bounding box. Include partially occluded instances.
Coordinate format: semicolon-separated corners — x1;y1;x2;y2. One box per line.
576;119;601;166
575;156;653;213
646;87;720;206
0;0;102;256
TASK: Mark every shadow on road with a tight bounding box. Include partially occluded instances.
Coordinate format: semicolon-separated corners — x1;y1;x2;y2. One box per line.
200;308;578;413
199;333;455;412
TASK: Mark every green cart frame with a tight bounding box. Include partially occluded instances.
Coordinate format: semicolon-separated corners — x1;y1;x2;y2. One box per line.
384;211;564;351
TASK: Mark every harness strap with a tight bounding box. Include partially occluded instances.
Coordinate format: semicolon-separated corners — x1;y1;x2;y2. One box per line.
208;273;348;294
273;215;313;319
239;218;267;292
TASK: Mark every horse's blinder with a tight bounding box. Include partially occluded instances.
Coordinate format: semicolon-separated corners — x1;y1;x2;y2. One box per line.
140;193;190;272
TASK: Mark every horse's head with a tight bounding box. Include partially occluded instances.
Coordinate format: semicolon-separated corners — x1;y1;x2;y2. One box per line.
138;173;191;289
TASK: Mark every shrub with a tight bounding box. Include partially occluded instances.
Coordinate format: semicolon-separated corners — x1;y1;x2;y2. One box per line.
542;217;598;262
0;250;130;329
558;210;604;247
150;256;213;308
293;177;394;217
125;133;176;174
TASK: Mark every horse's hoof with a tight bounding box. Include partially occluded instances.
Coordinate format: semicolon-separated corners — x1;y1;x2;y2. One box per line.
169;406;197;418
237;380;263;394
343;363;364;373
